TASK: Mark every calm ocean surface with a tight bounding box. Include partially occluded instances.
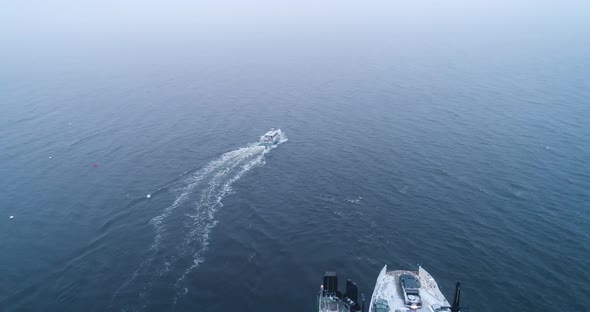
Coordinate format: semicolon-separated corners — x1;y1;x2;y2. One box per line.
1;1;589;311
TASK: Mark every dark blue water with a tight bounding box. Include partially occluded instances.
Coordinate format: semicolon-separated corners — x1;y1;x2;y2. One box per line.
1;1;590;311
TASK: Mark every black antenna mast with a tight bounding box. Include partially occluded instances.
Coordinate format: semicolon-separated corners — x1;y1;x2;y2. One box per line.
450;281;461;312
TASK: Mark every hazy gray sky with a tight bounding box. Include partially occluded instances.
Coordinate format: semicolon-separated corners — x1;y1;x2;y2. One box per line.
3;0;589;41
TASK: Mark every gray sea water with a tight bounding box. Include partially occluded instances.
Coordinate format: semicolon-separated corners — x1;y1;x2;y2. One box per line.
1;1;589;311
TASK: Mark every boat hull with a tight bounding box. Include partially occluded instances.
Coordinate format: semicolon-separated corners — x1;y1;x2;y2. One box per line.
259;141;278;147
368;265;452;312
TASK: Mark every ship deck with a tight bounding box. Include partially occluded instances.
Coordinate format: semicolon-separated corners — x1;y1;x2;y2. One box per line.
370;266;450;312
318;296;352;312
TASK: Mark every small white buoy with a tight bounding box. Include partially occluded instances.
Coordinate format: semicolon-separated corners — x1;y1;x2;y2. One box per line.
49;156;53;159
146;194;151;199
9;216;14;219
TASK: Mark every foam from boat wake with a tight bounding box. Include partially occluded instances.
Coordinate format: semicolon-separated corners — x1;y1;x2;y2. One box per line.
172;150;267;302
279;132;288;143
111;139;284;309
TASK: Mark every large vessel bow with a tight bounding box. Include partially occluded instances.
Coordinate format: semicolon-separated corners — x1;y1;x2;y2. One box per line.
368;265;463;312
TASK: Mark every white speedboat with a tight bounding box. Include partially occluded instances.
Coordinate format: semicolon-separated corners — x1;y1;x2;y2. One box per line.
368;265;462;312
259;128;282;147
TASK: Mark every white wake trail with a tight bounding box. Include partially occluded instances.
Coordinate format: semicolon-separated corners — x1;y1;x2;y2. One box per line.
112;139;284;309
172;149;268;301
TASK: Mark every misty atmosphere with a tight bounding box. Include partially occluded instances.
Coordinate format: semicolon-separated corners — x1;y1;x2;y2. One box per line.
1;1;589;311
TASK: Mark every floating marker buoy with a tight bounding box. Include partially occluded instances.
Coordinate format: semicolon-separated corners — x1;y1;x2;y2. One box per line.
93;163;98;167
146;194;151;199
49;156;53;159
9;216;14;219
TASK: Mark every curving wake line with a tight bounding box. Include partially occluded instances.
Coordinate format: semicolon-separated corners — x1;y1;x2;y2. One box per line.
111;136;285;310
